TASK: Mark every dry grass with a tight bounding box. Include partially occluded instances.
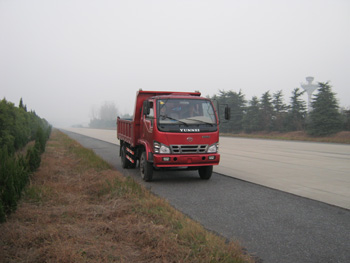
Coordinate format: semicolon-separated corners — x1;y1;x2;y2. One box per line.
222;131;350;144
0;130;253;263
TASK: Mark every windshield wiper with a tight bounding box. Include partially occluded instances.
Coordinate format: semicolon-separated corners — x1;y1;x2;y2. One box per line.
160;115;188;126
186;118;214;126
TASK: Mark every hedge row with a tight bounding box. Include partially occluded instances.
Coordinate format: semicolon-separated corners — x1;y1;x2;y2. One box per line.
0;98;51;222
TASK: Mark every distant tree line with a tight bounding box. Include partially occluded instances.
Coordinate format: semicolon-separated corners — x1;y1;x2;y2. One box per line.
89;102;118;129
87;83;349;135
212;82;349;136
89;102;132;129
0;98;51;222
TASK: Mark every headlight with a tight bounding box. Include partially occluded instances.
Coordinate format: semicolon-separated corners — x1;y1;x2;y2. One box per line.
160;144;171;154
154;141;171;154
207;143;218;153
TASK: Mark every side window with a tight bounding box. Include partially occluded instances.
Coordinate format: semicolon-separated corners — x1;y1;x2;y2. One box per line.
202;101;216;123
146;101;154;118
145;101;154;128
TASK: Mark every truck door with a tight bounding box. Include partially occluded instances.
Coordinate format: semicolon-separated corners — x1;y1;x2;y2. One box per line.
141;100;154;143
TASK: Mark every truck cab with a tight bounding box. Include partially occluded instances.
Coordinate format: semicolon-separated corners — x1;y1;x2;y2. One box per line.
117;90;229;181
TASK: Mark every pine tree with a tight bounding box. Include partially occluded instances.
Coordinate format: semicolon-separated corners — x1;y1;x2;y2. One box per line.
260;91;273;131
286;88;306;131
307;82;342;136
214;90;246;133
228;90;246;133
223;90;246;133
340;108;350;131
19;98;24;109
272;90;287;131
19;98;27;112
243;96;261;133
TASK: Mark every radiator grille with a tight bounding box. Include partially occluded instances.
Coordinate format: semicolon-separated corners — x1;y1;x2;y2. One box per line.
170;145;208;154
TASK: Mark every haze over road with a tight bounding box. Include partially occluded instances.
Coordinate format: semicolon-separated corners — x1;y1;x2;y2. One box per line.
64;128;350;209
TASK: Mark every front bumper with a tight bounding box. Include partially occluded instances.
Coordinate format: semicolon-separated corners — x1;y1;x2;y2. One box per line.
153;153;220;168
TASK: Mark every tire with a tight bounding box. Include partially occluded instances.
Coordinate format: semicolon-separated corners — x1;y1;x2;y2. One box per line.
140;151;153;182
120;145;130;169
129;160;137;169
198;166;213;180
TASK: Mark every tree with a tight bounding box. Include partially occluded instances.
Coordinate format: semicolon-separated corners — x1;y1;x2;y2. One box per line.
19;98;27;111
229;90;246;133
286;88;306;131
243;96;262;133
340;108;350;131
272;90;287;132
89;102;119;129
216;90;246;133
99;102;118;121
307;82;342;136
19;98;24;109
211;90;246;133
260;91;273;131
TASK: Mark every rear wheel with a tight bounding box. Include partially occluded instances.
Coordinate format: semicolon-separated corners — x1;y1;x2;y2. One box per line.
198;166;213;180
120;145;129;168
121;144;137;169
140;151;153;182
129;160;137;168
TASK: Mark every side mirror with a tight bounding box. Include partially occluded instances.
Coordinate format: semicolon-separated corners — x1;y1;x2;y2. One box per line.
224;106;231;120
143;100;150;116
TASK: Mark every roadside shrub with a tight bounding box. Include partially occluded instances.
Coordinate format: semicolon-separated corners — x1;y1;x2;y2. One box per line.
0;98;51;222
26;145;41;172
0;201;5;223
0;149;18;213
0;147;31;217
35;126;46;153
13;155;30;199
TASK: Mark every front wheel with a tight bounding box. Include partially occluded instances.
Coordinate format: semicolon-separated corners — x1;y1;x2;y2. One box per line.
140;151;153;182
198;166;213;180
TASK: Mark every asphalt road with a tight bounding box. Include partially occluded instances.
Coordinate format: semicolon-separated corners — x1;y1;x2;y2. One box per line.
217;136;350;210
61;129;350;263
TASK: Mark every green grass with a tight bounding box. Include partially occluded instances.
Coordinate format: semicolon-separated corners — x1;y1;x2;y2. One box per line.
58;132;112;171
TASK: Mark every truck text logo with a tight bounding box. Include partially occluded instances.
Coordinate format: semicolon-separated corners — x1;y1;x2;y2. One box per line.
180;128;200;132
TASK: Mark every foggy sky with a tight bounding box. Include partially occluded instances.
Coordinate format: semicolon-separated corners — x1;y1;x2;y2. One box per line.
1;0;349;127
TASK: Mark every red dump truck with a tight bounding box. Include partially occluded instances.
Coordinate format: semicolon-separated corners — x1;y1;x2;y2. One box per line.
117;90;229;181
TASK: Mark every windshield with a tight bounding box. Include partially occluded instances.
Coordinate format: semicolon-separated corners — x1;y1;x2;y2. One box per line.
157;98;217;126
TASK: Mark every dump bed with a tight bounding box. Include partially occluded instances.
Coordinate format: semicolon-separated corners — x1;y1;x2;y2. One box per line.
117;118;134;145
